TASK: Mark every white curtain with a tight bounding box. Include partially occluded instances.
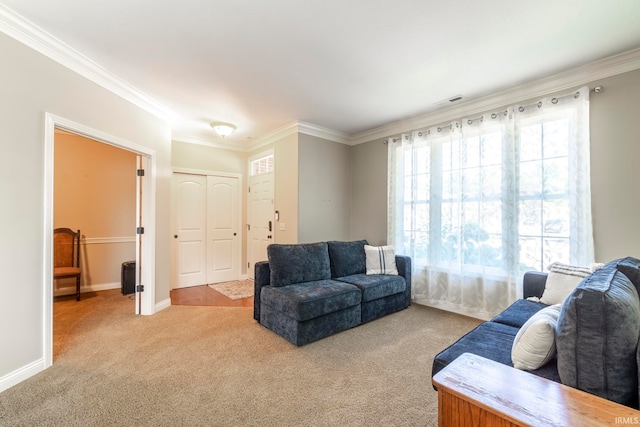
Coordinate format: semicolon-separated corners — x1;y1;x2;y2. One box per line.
388;87;593;319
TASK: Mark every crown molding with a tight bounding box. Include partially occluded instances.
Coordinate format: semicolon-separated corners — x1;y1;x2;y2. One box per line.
0;4;175;123
296;121;351;144
349;47;640;145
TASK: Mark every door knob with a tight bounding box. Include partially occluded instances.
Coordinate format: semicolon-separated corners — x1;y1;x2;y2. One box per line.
174;235;178;239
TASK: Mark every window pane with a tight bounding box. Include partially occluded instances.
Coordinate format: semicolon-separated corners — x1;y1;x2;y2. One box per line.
543;120;569;158
482;165;501;198
463;167;480;199
543;199;569;237
520;160;542;196
416;174;429;201
481;201;502;235
416;147;430;174
519;199;542;236
520;125;542;161
463;137;480;168
543;157;568;196
481;133;502;166
519;236;542;271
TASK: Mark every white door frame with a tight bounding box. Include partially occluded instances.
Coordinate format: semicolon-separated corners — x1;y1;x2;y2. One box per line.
171;168;243;287
43;113;157;368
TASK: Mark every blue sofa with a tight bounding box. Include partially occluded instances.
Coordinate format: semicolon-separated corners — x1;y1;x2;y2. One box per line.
432;257;640;408
253;240;412;346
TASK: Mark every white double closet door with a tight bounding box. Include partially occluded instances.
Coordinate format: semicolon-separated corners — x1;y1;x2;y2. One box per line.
172;172;240;289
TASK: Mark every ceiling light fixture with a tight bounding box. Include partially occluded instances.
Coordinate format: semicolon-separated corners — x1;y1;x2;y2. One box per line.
210;122;236;138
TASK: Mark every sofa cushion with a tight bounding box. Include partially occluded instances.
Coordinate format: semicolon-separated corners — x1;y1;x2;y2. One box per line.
327;240;367;278
433;322;519;378
336;274;406;302
511;304;562;371
432;321;561;384
260;279;361;321
556;264;640;407
267;242;331;287
491;299;549;329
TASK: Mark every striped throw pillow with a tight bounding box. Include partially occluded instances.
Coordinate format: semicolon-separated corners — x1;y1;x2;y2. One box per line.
364;245;398;275
539;262;597;305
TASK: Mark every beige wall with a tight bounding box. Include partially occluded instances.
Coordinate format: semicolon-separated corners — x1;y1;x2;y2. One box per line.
350;68;640;263
0;32;171;381
298;134;352;243
54;131;137;292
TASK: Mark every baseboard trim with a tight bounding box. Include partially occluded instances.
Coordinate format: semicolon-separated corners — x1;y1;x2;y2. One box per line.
0;358;45;393
54;282;120;297
155;298;171;312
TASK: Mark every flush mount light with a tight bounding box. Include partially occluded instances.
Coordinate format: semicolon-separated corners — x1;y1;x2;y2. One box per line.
210;122;236;138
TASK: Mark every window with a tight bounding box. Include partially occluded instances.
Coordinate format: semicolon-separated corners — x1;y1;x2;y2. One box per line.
388;87;592;318
250;154;274;176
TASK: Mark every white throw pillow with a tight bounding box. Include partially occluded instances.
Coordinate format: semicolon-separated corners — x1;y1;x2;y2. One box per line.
511;304;562;370
364;245;398;275
539;262;594;305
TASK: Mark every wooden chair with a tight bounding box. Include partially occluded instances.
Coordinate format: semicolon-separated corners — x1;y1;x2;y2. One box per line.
54;228;82;301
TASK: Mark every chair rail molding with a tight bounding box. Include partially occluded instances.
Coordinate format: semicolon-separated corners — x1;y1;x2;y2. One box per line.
82;236;136;245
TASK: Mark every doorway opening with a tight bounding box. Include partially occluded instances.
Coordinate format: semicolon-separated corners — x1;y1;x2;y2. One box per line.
43;113;157;369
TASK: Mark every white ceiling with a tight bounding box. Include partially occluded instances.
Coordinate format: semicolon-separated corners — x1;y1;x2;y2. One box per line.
2;0;640;148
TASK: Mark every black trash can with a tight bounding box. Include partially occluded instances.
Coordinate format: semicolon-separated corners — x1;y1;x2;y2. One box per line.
121;261;136;295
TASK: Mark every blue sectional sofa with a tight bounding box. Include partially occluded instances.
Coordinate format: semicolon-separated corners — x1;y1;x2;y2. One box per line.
432;257;640;409
253;240;412;346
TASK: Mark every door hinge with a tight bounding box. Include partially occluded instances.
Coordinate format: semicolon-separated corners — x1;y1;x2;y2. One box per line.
248;186;251;193
247;224;250;231
137;227;144;234
137;169;145;177
136;284;144;292
248;262;250;269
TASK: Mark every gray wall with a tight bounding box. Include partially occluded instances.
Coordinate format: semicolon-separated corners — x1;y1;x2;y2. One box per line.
350;68;640;263
350;139;388;245
0;33;171;383
589;69;640;261
298;134;351;243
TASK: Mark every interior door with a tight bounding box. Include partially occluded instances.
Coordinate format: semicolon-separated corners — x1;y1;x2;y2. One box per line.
171;173;207;288
207;175;240;283
248;170;274;279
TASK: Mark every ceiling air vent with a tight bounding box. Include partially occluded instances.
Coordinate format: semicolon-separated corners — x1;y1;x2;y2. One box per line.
435;94;465;106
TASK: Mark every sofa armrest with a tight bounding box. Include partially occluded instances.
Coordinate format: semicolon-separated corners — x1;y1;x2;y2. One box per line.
254;261;271;322
523;271;548;299
395;255;412;307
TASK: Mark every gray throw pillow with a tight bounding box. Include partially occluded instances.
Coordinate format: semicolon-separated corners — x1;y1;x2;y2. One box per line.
556;264;640;407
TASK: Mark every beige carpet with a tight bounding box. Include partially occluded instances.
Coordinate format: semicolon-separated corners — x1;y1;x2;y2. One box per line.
0;289;480;426
208;280;254;300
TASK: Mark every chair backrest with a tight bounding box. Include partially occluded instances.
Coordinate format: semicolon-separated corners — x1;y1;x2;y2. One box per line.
53;228;80;268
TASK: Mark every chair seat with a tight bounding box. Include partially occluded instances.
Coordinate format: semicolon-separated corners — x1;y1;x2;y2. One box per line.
54;266;81;277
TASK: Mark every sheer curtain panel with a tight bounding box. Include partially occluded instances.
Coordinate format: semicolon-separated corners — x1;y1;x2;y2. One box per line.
388;87;593;319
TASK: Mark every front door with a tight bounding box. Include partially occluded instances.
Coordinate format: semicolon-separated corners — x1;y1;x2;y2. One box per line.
248;166;274;279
